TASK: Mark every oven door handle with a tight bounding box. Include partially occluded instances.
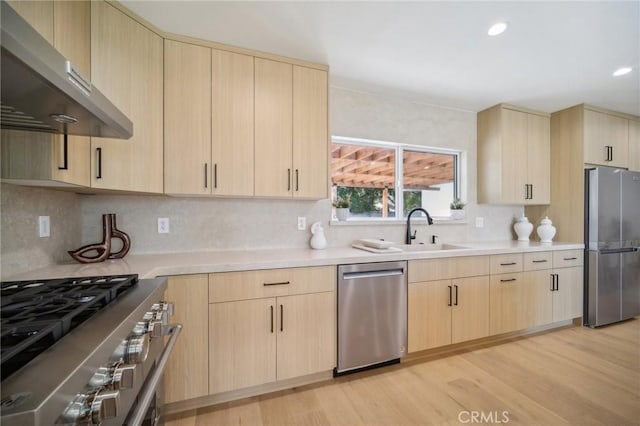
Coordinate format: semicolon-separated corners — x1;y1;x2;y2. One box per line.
127;323;182;426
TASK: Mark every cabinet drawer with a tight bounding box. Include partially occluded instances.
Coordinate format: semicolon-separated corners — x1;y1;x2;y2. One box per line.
209;266;335;303
409;256;489;283
490;254;523;274
553;250;583;268
524;252;552;271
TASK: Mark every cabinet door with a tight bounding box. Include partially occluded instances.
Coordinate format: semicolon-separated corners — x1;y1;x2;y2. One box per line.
408;280;452;352
553;267;583;322
6;0;53;43
276;292;335;380
292;66;328;199
629;120;640;172
501;109;529;203
490;273;528;335
164;40;211;195
526;113;550;204
91;2;163;193
255;58;293;197
525;270;553;327
163;275;209;403
451;276;489;344
209;298;276;393
584;109;629;168
211;49;255;196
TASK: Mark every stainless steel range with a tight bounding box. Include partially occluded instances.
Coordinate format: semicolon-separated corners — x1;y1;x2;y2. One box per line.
0;274;181;426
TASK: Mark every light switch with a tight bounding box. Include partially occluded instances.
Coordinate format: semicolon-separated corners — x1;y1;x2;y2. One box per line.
475;217;484;228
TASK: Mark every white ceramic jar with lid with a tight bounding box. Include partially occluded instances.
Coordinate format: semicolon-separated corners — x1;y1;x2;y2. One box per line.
537;216;557;243
514;216;534;241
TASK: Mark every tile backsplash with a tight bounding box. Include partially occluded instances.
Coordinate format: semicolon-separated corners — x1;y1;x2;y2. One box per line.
1;183;81;278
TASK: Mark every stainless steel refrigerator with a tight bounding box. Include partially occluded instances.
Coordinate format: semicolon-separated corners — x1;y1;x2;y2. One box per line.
585;167;640;327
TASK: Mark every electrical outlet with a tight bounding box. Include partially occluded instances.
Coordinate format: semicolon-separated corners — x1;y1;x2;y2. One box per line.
475;217;485;228
38;216;50;238
158;218;170;234
297;216;306;231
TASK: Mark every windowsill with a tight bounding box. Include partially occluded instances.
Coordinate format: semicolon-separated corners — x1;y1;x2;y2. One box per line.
329;218;468;226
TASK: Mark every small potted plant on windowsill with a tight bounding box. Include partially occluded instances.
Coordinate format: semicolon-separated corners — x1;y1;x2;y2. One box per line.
450;198;466;220
333;197;350;221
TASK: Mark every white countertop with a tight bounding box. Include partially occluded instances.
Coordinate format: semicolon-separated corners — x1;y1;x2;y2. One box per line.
6;240;584;280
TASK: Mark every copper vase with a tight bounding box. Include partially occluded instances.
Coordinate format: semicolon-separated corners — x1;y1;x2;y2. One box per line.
68;213;131;264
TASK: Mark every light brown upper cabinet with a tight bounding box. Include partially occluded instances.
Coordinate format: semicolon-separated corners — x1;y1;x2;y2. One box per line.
255;59;328;199
211;49;255;196
628;119;640;172
584;109;629;168
525;105;640;243
293;66;329;199
1;0;91;188
91;1;163;193
165;43;254;196
164;40;212;195
478;104;550;205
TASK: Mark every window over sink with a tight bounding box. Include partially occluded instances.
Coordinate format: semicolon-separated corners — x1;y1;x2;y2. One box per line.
331;136;461;221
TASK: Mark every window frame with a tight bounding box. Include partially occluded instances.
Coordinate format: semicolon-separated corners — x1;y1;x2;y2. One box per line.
332;135;463;221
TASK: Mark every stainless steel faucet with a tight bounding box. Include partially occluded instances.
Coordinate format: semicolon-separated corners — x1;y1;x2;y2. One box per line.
406;208;434;244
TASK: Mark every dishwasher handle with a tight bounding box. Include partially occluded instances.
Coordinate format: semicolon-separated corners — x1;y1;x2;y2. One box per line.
342;269;405;280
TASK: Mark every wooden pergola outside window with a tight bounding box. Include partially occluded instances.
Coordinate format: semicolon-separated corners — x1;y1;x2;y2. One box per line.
331;139;457;219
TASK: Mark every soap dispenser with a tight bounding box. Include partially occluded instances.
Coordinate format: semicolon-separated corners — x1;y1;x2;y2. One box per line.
309;221;327;250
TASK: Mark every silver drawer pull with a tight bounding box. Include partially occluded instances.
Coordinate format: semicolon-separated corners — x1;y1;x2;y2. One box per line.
500;278;517;282
563;257;577;261
263;281;290;286
532;260;548;263
500;262;517;266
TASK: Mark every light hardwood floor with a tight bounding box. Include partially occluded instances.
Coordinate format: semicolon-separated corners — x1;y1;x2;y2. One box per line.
165;318;640;426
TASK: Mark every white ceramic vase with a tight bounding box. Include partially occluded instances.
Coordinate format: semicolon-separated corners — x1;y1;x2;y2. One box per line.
336;208;349;221
309;222;327;249
514;216;533;241
536;216;556;243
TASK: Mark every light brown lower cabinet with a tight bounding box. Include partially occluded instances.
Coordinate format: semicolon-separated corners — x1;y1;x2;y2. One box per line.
408;276;489;352
490;272;534;335
163;274;210;404
209;266;336;395
490;250;584;335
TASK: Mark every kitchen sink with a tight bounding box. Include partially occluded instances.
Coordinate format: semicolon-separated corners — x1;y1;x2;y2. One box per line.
394;243;470;252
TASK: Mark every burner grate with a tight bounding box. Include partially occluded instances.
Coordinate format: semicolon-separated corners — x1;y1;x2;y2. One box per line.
0;274;138;380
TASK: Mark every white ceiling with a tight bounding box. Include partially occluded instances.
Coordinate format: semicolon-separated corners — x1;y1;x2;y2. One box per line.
121;1;640;115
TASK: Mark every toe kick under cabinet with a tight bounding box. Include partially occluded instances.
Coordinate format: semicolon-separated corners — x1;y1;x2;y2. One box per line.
208;266;336;394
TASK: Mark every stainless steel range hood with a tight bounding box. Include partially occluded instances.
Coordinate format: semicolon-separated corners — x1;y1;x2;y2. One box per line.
0;2;133;139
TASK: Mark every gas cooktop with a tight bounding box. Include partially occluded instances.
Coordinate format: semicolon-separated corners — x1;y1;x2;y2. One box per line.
0;275;139;381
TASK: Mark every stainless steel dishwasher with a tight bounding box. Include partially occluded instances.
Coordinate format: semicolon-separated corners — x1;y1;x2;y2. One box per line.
336;261;407;374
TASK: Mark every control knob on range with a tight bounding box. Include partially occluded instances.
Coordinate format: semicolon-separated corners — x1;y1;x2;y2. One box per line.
90;389;120;424
151;301;175;325
89;361;136;390
59;389;120;424
113;333;149;364
133;311;164;338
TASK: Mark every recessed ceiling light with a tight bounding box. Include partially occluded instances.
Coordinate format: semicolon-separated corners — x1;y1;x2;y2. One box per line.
488;22;508;36
612;67;632;77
